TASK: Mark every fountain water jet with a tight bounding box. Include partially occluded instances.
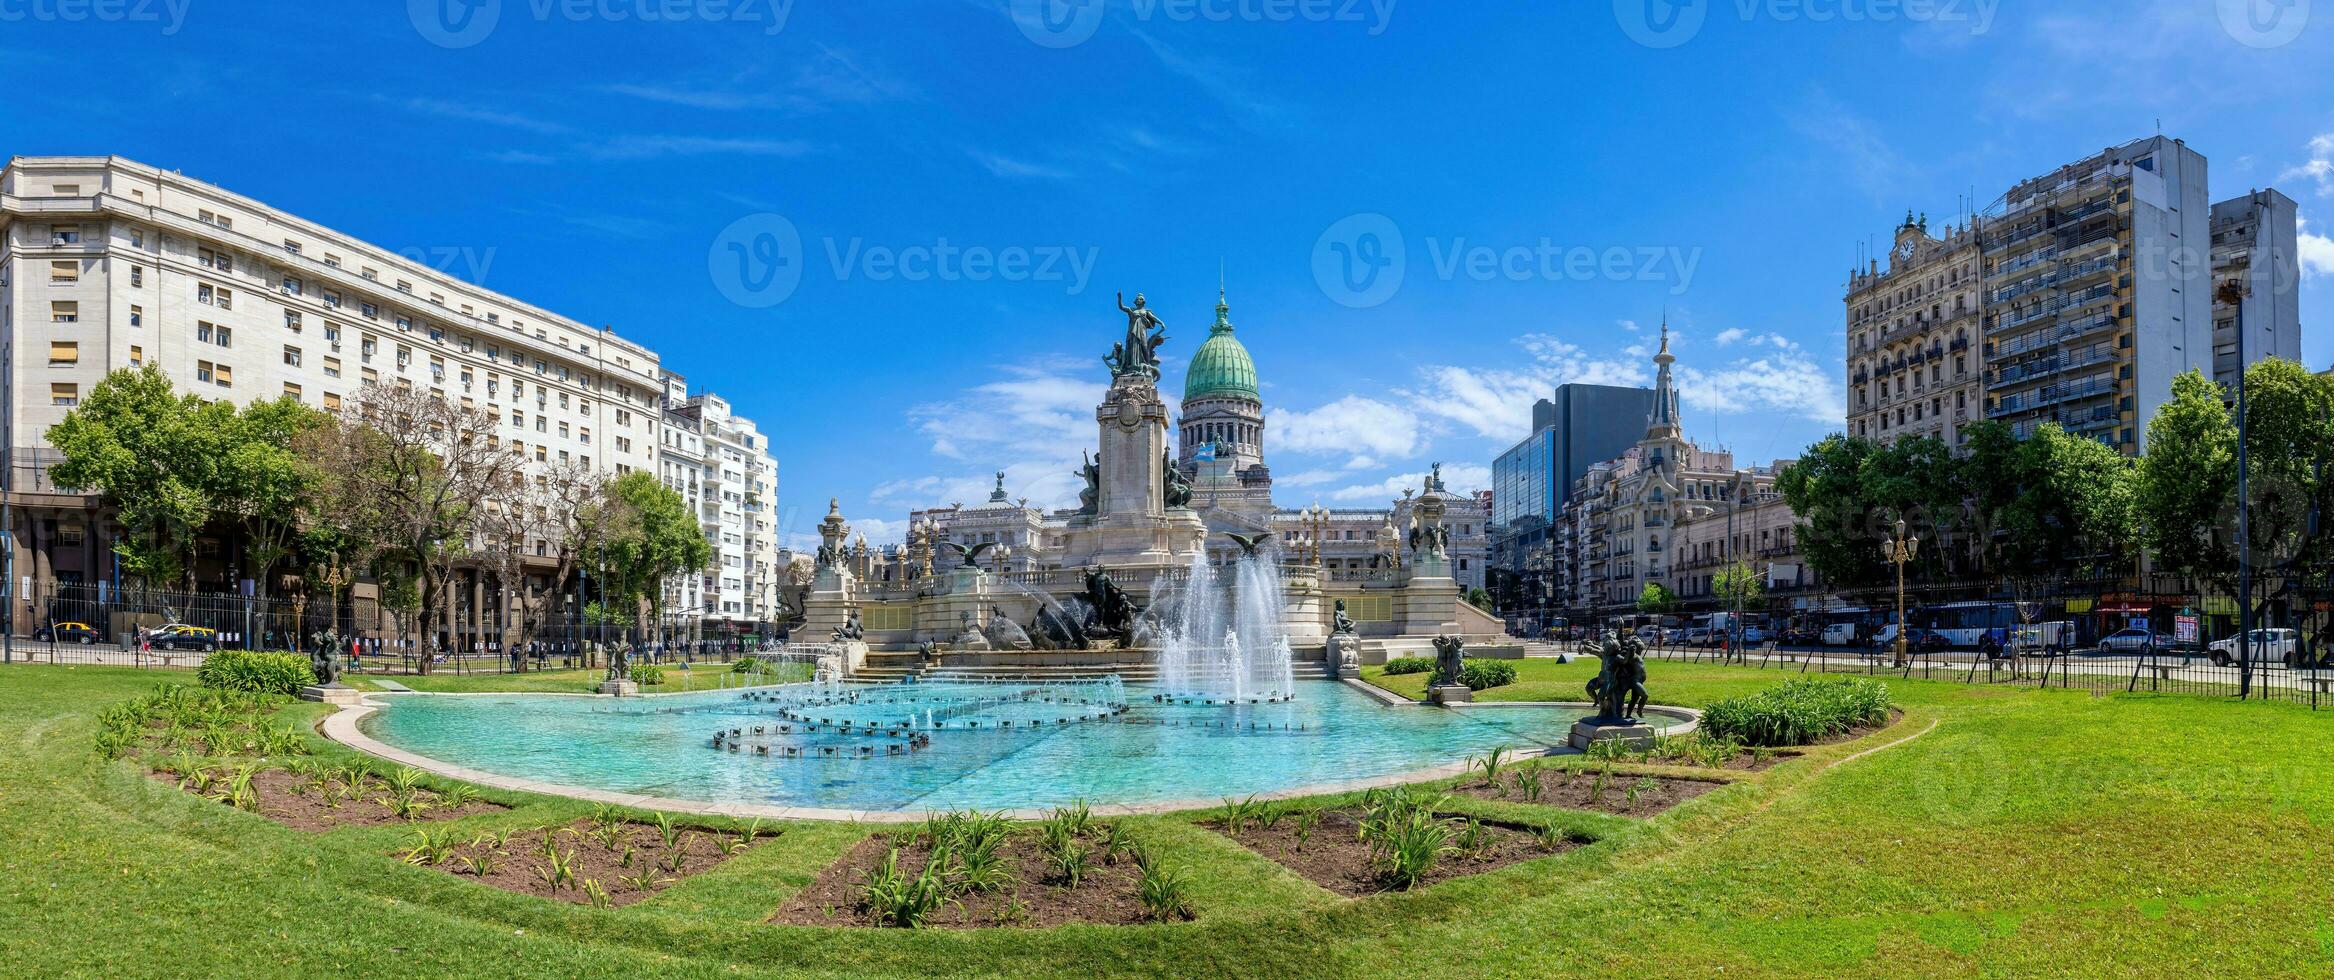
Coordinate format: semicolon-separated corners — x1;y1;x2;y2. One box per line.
1157;543;1296;702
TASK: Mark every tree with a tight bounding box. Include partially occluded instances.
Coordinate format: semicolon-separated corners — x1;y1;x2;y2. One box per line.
47;366;216;590
1636;582;1678;618
1994;424;2137;587
476;462;610;666
210;396;330;613
1713;561;1764;608
1464;586;1496;613
601;471;712;642
304;385;518;671
2138;370;2238;593
1775;435;1884;591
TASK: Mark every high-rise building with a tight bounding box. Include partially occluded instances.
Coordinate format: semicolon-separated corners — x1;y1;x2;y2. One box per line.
1980;137;2214;452
665;391;780;633
1488;381;1655;622
2208;188;2302;386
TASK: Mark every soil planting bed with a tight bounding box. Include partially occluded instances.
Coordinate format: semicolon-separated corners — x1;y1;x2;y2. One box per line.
418;817;772;907
151;767;506;831
1452;769;1725;817
1207;809;1574;897
773;828;1161;928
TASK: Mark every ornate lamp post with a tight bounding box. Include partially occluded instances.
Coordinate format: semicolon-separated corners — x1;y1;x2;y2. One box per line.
1880;517;1919;668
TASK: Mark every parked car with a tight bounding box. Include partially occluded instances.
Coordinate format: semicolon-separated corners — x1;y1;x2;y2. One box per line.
1632;625;1663;643
1821;622;1862;646
34;621;100;643
1679;626;1715;646
1736;626;1769;645
2093;627;2165;656
1872;624;1950;653
148;624;220;652
1984;621;2074;658
2208;629;2301;667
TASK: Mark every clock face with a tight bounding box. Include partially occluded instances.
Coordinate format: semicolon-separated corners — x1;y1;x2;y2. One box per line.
1897;240;1918;260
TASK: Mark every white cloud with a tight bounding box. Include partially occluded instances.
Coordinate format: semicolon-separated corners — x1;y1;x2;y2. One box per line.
2285;134;2334;198
1786;88;1908;201
1677;348;1844;424
967;149;1074;180
880;359;1108;513
1271;396;1422;458
1326;464;1491;504
1395;334;1649;444
2299;214;2334;279
585;135;815;160
1713;327;1748;346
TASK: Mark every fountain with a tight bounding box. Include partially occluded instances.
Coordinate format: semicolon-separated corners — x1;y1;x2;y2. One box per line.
1156;543;1297;703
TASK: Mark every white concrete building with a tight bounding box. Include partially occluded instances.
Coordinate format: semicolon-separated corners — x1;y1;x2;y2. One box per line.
0;155;776;635
665;390;779;633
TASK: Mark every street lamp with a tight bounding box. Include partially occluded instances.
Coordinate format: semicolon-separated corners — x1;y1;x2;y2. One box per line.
1880;517;1919;668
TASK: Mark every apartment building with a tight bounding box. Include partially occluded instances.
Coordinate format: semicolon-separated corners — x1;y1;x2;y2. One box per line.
665;391;780;633
2207;188;2302;386
0;156;772;635
1844;213;1985;446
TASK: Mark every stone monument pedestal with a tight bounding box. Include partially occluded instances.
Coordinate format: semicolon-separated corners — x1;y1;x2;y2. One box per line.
599;679;641;697
1569;718;1656;751
1427;684;1474;705
299;683;364;706
1326;634;1361;680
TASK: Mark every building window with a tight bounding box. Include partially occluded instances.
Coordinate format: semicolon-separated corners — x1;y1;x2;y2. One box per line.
130;265;143;287
49;341;78;366
51;225;80;244
323;392;342;410
323;356;341;378
129;305;143;328
282;277;303;297
50;260;78;282
51;383;79;407
283;346;302;367
199;322;232;348
129;345;143;367
283;382;302;401
51;301;79;323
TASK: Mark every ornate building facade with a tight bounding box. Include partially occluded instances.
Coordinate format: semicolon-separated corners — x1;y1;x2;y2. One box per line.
1844;212;1985;447
894;288;1489;591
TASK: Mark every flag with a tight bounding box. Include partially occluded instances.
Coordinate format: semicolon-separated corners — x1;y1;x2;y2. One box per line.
1194;442;1217;461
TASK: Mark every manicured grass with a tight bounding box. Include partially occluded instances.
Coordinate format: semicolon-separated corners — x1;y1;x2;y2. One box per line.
1360;654;1797;708
3;662;2331;976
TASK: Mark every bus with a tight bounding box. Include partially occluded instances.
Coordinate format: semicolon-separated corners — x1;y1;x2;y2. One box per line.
1922;601;2022;650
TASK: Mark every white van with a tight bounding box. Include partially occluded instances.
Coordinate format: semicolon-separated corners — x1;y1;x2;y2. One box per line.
1822;622;1861;647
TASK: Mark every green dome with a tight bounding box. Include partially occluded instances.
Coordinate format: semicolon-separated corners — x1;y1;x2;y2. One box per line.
1182;290;1259;402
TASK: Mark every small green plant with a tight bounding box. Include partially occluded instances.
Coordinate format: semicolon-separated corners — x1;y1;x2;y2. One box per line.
1627;777;1660;806
459;849;502;876
1533;825;1572;853
403;827;457;866
1136;862;1195;922
617;871;671;893
627;663;667;686
1051;799;1096;838
1472;745;1512;789
1382;656;1435;675
1376;811;1454;890
581;878;613;909
1457;660;1518;691
1453;818;1489;857
860;848;952;928
1098;822;1137;866
653;812;683;850
1290;808;1322;849
732;818;767;850
194;649;316;696
1516;768;1545;803
437;784;479;809
1046;838;1094;887
538;848;577;891
384;767;426;797
383;790;432;821
1699;677;1894;747
592;820;629;851
661;848;687;874
1587;770;1612;805
1220;794;1267;834
215;763;261;812
177;762;219;794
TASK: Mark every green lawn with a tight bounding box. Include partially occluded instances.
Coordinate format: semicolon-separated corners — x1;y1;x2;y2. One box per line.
3;661;2331;977
383;663;758;695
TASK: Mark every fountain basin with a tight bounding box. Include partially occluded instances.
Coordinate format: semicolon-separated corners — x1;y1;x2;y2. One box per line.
347;680;1693;816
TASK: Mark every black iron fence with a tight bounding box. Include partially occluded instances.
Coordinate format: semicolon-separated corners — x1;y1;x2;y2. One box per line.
2;580;784;675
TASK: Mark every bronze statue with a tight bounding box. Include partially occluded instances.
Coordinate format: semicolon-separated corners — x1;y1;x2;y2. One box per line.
605;641;629;683
307;629;341;686
1075;451;1100;515
1430;635;1467;687
832;609;865;642
1332;599;1356;636
1162;452;1194;509
1224;530;1274;557
940;540;997;569
1583;629;1649;721
1114;291;1166;378
1080;568;1140;640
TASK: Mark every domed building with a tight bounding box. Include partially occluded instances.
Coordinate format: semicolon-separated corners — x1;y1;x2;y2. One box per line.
1177;287;1272;519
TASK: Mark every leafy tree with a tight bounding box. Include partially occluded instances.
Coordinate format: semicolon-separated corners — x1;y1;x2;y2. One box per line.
1774;435;1884;590
602;471;712;639
46;367;214;590
2138;370;2237;592
1636;582;1678;618
1713;561;1764;608
1994;424;2138;586
1464;586;1496;613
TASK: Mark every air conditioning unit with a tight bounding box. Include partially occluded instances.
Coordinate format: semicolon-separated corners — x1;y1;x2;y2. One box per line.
51;237;70;246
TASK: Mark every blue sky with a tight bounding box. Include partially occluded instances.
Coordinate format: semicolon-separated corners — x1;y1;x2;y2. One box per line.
6;0;2331;548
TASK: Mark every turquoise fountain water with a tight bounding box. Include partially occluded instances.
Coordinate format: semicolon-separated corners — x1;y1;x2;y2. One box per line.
359;680;1639;812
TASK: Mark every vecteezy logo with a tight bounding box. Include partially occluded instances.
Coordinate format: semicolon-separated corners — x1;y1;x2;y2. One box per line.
409;0;501;49
1312;213;1406;309
2217;0;2311;48
1614;0;1706;49
710;213;803;309
1011;0;1106;48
